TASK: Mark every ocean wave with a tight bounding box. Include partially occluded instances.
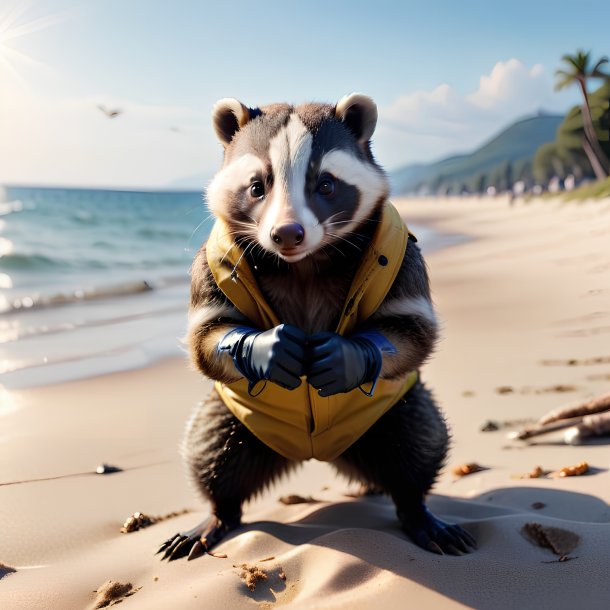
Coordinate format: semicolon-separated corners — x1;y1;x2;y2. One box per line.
0;276;189;315
0;252;68;270
137;227;190;240
0;200;24;216
1;280;153;314
70;210;100;225
0;303;185;344
0;250;191;272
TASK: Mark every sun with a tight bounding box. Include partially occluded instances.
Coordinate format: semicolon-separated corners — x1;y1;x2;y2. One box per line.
0;2;63;84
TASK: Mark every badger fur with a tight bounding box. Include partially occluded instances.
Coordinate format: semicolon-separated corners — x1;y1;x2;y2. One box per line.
159;94;476;560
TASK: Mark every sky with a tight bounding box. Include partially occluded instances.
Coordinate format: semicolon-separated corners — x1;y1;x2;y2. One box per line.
0;0;609;189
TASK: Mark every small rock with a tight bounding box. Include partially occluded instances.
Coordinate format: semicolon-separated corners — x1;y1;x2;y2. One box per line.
95;464;123;475
480;420;500;432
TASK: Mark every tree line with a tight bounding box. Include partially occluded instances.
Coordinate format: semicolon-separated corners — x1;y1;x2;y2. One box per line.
534;50;610;187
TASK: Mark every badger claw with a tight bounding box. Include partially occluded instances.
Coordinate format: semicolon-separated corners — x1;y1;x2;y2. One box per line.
157;515;240;561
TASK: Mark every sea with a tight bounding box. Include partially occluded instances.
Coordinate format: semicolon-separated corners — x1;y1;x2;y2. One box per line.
0;186;452;390
0;186;211;390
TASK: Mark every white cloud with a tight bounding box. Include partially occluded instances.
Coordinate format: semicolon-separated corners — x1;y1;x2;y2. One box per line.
467;59;549;114
374;59;579;170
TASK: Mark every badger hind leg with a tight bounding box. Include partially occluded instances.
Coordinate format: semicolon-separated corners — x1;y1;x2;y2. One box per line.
159;389;297;561
333;380;476;555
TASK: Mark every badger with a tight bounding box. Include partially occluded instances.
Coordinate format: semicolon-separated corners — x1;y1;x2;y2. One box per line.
159;94;476;560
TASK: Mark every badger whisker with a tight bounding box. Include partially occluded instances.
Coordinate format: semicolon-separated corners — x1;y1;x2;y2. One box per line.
186;220;208;252
325;232;364;252
230;239;258;278
219;233;252;264
321;239;347;258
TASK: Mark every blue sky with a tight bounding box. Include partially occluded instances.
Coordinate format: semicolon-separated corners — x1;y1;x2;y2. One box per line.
1;0;609;188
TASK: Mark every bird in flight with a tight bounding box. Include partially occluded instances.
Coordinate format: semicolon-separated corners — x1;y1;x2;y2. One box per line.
97;105;123;118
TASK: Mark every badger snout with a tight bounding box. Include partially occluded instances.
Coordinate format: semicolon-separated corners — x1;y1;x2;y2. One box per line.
270;223;305;248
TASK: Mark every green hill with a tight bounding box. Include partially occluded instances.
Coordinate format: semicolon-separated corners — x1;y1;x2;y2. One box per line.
390;113;563;195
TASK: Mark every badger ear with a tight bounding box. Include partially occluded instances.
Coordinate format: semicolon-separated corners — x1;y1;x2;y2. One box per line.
335;93;378;144
212;98;251;147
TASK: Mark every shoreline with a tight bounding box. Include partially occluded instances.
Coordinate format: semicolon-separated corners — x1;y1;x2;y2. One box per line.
2;195;610;609
2;212;458;392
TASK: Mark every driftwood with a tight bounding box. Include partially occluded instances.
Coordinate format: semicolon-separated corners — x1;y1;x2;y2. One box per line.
538;391;610;425
509;415;586;440
564;411;610;444
509;392;610;443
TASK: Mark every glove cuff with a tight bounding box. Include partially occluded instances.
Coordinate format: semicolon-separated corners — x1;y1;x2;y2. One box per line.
217;326;261;383
351;330;394;397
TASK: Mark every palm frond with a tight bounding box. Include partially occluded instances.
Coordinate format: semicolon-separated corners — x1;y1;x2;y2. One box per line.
560;50;590;75
591;57;609;79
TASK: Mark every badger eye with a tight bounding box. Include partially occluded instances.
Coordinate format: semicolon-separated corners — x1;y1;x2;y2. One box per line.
250;181;265;199
317;175;335;197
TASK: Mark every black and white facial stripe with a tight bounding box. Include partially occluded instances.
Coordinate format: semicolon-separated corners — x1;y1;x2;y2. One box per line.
206;95;389;262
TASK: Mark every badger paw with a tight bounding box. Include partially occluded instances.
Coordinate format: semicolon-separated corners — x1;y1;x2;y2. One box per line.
157;515;239;561
399;505;476;555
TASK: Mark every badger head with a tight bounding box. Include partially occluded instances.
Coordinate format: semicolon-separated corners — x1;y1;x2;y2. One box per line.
206;94;389;263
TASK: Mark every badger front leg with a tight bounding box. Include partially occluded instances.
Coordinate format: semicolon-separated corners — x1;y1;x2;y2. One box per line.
186;246;249;384
188;246;308;390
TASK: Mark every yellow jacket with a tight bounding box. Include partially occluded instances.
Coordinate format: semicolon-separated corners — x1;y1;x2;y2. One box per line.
206;201;417;461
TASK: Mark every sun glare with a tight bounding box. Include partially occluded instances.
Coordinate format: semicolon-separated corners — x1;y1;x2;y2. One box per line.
0;2;63;83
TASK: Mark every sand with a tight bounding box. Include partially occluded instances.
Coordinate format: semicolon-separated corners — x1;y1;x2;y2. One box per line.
2;195;610;609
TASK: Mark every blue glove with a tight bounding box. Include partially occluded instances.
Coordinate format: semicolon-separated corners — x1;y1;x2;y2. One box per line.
307;331;391;397
218;324;308;392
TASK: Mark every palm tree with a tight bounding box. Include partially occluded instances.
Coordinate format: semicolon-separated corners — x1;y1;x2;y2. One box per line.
555;50;610;179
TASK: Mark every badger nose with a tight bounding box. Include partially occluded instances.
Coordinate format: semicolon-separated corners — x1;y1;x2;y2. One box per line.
270;223;305;248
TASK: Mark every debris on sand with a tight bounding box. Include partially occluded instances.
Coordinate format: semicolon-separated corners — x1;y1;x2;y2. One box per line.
521;522;580;561
535;384;578;394
95;464;123;475
497;384;578;396
539;392;610;425
120;508;190;533
235;563;269;591
234;562;288;593
509;416;584;441
452;463;487;477
481;418;536;433
279;494;319;505
91;580;140;609
514;465;547;479
510;393;610;443
564;413;610;444
539;356;610;367
550;461;589;478
121;512;156;533
512;462;590;479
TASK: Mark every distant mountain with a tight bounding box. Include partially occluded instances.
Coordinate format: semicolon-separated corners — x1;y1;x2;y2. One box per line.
390;113;563;195
166;172;213;191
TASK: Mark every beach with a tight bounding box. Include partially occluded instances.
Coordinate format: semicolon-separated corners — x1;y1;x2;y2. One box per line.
2;194;610;609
